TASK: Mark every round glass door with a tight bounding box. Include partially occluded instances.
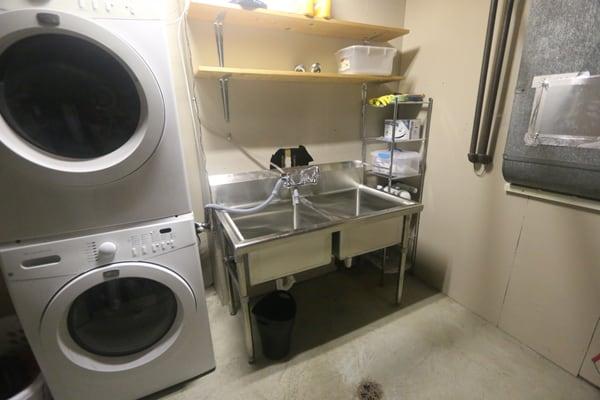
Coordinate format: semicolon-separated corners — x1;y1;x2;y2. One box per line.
0;9;165;185
0;34;141;160
67;278;177;357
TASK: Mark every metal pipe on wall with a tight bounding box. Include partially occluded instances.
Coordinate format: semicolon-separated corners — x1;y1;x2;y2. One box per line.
476;0;516;162
468;0;499;164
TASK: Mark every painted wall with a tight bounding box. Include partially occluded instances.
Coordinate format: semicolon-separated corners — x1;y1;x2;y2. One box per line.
185;0;406;179
401;0;600;378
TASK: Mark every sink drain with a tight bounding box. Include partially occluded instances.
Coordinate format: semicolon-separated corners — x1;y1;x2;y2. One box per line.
357;379;383;400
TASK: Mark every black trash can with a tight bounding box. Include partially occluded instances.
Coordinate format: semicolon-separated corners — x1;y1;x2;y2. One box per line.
252;290;296;360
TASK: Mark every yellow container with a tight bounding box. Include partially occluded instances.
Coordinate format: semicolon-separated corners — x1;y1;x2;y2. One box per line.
303;0;314;17
314;0;331;19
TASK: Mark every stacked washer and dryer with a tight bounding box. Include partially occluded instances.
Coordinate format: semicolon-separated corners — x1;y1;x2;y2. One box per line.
0;1;215;399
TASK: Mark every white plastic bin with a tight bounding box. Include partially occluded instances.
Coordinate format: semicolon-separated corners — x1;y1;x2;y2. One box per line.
370;150;421;177
0;316;50;400
335;45;397;76
9;375;48;400
384;119;421;141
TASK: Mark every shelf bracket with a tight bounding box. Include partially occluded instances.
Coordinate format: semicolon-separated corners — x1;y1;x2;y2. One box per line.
360;83;368;164
214;11;230;122
219;75;231;122
214;11;226;67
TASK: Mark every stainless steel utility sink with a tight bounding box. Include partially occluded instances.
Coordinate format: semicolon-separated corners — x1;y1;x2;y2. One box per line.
209;161;423;285
209;161;425;363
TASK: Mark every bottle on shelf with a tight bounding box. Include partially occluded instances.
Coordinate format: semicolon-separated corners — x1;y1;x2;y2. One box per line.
314;0;331;19
303;0;314;17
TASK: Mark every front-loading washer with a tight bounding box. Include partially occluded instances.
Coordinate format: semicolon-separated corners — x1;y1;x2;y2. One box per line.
0;2;193;243
0;213;215;400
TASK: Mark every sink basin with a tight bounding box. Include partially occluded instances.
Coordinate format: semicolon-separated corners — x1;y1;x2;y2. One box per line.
229;200;333;240
218;184;419;249
305;187;404;219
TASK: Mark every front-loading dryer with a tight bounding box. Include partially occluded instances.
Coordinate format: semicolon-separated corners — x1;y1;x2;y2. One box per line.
0;213;215;400
0;3;192;243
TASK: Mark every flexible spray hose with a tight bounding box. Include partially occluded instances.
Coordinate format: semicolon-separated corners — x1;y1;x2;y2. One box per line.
204;178;285;214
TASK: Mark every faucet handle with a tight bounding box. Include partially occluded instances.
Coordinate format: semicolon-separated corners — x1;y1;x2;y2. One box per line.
284;165;320;188
300;165;320;185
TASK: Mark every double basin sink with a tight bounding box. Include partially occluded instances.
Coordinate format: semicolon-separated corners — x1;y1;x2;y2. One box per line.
210;161;423;286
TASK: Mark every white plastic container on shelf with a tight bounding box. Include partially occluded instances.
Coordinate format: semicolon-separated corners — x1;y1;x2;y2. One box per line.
384;119;421;141
335;45;397;76
370;150;421;177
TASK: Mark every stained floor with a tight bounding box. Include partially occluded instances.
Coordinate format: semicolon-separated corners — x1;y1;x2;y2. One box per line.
154;265;600;400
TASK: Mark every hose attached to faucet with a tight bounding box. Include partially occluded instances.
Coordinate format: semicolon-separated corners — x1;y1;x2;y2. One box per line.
204;178;285;214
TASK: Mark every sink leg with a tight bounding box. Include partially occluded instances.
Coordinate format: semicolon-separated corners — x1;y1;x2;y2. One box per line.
240;296;256;364
379;247;387;287
237;255;255;363
396;215;413;305
226;267;238;316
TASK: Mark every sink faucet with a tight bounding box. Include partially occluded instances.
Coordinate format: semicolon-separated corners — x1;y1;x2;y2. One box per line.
282;165;320;188
281;166;320;205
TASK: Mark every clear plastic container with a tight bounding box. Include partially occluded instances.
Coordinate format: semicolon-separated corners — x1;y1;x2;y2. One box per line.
370;150;421;177
335;45;397;76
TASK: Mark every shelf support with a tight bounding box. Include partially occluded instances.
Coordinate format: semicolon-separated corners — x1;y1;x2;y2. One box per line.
387;97;399;191
213;11;231;122
360;83;368;167
219;76;230;122
409;98;434;266
214;11;226;67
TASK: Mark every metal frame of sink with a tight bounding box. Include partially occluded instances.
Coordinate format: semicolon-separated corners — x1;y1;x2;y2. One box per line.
208;161;423;363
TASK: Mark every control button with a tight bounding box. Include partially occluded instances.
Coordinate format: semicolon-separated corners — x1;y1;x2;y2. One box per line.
98;242;118;260
131;248;137;257
161;241;166;250
152;243;159;253
168;239;175;248
141;245;147;255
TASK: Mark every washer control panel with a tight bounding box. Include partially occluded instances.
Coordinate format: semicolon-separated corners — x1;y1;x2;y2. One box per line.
0;214;197;281
128;227;176;258
77;0;137;16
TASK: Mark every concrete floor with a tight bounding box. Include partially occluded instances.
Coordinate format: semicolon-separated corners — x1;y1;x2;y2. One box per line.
154;265;600;400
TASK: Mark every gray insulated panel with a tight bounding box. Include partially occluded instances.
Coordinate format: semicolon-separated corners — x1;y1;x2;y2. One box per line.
503;0;600;199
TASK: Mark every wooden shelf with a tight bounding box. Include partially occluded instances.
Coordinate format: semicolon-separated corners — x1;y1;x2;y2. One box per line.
196;66;404;84
188;2;409;42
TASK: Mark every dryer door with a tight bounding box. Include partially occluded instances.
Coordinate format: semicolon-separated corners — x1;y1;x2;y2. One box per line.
40;262;196;372
0;9;164;185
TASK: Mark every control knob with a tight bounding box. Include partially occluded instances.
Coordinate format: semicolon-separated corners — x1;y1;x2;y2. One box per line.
98;242;118;260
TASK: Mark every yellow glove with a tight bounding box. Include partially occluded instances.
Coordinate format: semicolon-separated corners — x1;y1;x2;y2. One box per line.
369;94;398;107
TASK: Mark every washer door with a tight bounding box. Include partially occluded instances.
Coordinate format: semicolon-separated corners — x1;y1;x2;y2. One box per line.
0;10;164;185
40;262;196;372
